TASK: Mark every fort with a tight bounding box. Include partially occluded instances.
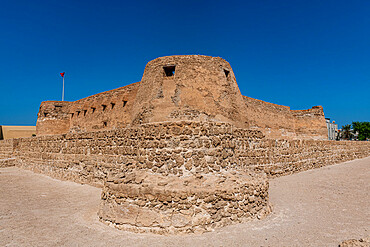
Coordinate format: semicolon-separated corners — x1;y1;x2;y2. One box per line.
1;55;369;234
36;55;327;140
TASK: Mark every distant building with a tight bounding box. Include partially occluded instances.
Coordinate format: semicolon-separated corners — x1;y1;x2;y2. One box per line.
0;126;36;140
325;118;338;140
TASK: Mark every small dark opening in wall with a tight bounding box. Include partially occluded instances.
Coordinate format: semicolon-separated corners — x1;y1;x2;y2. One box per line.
111;103;115;109
91;107;96;113
103;121;107;127
123;100;127;107
44;113;48;117
77;111;80;116
71;113;74;118
163;65;176;77
55;105;62;109
224;69;230;78
102;105;107;111
83;110;87;116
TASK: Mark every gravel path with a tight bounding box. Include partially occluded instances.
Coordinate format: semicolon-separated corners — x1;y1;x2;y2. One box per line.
1;157;369;247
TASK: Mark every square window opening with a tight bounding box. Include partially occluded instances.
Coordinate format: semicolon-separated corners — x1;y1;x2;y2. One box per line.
224;69;230;78
163;65;176;77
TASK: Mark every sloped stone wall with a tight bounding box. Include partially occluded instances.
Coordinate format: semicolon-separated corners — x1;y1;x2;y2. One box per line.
11;122;370;183
243;96;327;140
1;121;369;234
249;139;370;177
99;170;270;234
12;121;264;187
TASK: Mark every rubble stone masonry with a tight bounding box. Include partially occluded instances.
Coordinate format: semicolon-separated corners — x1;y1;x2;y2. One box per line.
0;139;15;167
1;121;369;233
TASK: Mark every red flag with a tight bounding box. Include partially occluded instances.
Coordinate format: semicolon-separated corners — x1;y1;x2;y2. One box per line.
60;72;65;77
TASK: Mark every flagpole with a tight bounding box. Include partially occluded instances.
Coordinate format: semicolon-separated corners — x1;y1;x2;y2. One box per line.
62;76;65;101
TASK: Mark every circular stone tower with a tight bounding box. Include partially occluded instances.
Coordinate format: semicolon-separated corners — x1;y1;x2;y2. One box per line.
131;55;248;128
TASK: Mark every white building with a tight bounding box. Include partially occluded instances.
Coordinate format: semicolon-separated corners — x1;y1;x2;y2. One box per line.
325;118;338;140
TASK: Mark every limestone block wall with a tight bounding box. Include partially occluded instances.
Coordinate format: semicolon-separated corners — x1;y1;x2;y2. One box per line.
243;96;328;140
243;96;296;139
14;122;264;187
36;82;140;135
0;139;13;159
292;106;328;140
99;170;270;234
36;101;71;135
243;139;370;177
10;121;272;233
4;121;370;186
0;139;15;167
1;121;370;234
68;82;140;133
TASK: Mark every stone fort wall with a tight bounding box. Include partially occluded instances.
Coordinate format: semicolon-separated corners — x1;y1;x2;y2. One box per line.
1;121;369;233
36;55;328;140
6;55;366;234
0;139;15;167
36;82;140;135
243;96;327;140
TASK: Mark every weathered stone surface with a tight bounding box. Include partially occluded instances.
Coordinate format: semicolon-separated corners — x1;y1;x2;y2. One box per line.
98;170;271;234
339;238;370;247
0;158;15;168
36;55;328;140
1;120;369;235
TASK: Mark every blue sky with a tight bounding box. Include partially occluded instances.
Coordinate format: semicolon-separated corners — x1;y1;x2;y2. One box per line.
0;0;369;128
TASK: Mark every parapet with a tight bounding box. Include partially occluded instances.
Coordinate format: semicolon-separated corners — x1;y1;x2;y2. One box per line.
36;101;71;135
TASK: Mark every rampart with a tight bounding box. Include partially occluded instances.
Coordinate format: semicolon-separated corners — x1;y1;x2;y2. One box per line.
36;55;328;140
243;96;327;140
36;82;140;135
1;121;369;233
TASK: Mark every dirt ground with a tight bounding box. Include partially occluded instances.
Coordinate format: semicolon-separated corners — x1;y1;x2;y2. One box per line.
1;157;369;247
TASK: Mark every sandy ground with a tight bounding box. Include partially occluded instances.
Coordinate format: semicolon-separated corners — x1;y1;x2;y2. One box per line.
0;157;369;247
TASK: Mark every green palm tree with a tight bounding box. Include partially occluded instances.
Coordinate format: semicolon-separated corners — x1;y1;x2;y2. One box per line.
341;124;352;140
